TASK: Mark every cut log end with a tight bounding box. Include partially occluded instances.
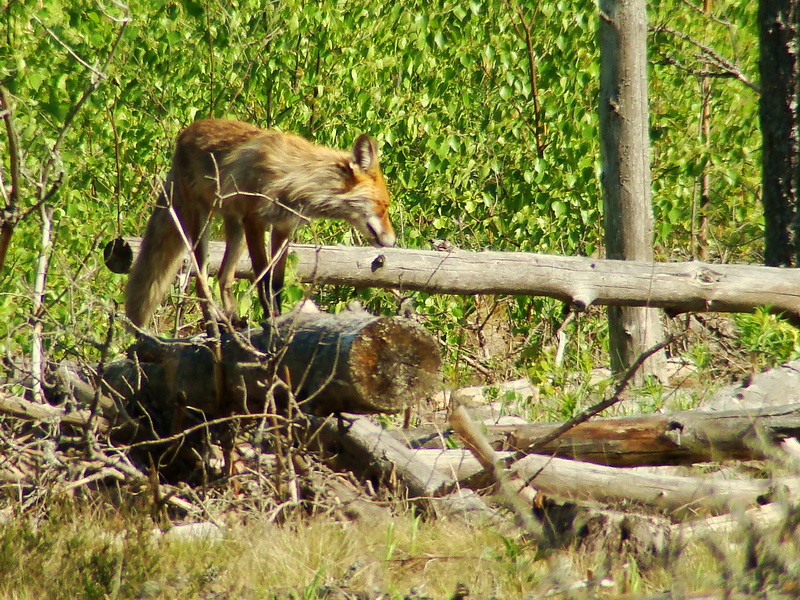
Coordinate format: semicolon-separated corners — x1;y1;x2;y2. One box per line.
348;318;442;413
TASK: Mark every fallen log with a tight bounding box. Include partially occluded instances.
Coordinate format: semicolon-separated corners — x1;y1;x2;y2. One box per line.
416;446;796;516
488;403;800;467
312;415;453;501
309;414;500;521
108;310;440;432
121;238;800;316
0;393;112;433
511;452;778;516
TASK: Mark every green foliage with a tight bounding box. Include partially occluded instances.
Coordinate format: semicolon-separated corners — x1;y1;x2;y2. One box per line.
649;2;761;260
0;0;779;378
735;307;800;366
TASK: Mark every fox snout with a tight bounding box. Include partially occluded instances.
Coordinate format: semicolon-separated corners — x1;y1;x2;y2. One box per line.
364;214;396;248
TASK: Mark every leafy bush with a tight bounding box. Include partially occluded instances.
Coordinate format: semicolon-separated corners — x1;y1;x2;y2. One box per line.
0;1;770;378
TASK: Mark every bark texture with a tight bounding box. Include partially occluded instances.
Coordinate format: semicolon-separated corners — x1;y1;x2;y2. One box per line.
598;0;666;380
759;0;798;266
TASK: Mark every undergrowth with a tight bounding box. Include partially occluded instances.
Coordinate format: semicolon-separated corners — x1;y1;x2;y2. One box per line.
4;497;799;599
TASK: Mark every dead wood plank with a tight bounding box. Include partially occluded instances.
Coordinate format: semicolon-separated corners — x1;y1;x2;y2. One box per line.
490;404;800;466
122;238;800;316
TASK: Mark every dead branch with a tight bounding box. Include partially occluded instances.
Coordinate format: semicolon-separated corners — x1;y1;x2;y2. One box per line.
0;86;20;272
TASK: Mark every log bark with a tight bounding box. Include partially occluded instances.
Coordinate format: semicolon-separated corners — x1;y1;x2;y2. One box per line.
115;310;440;428
511;452;775;516
759;0;797;267
123;238;800;316
490;403;800;466
269;310;441;414
313;414;455;502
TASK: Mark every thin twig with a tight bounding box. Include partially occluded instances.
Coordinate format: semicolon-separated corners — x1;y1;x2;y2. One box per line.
30;204;54;403
652;24;758;92
87;310;116;438
40;14;129;190
116;410;287;451
451;406;542;538
503;0;544;157
31;14;104;77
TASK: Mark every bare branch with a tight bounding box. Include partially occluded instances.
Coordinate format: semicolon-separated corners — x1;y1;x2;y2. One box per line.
677;0;735;28
30;204;54;403
41;13;130;190
652;24;759;92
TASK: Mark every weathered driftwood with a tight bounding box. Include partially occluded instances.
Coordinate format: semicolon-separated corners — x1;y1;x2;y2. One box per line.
123;237;800;315
489;404;800;466
111;310;440;430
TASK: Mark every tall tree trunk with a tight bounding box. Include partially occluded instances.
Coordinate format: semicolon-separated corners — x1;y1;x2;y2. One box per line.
695;0;712;262
759;0;797;267
598;0;666;381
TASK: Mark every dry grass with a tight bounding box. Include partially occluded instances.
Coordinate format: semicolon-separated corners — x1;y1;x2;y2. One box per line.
3;494;799;599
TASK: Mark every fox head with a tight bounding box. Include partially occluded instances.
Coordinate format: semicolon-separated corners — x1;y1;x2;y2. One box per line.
345;134;396;248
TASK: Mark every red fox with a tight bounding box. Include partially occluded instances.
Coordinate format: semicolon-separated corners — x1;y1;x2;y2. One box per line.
125;119;395;328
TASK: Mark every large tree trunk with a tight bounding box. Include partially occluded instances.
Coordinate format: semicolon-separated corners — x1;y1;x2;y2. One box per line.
759;0;798;266
102;310;442;440
598;0;666;381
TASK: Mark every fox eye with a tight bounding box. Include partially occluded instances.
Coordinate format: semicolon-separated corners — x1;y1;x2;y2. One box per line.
338;163;355;180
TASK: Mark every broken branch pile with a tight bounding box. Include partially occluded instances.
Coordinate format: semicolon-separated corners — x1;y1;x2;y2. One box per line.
3;315;800;568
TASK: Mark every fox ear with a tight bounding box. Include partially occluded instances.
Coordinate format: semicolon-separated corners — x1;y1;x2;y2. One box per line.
352;134;378;172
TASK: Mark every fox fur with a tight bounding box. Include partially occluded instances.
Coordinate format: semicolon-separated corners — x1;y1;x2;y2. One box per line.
125;119;395;328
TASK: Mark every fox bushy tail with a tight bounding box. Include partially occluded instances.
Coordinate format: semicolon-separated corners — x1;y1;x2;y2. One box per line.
125;192;188;328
